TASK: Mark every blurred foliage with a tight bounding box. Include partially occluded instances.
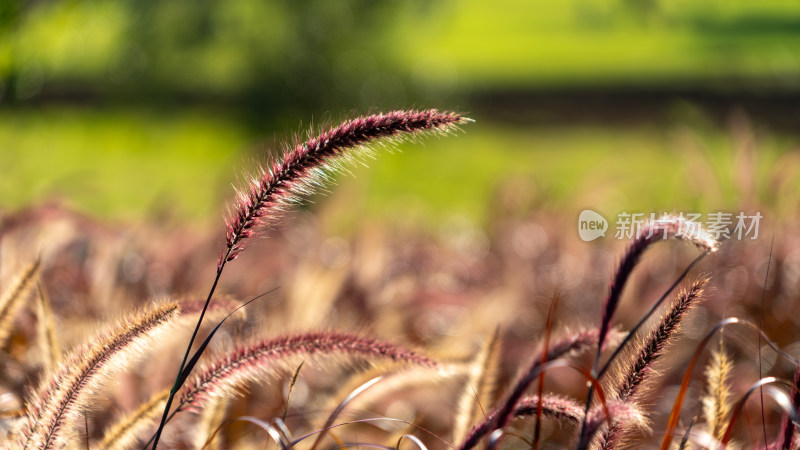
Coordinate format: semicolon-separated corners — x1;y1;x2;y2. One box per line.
0;108;248;223
2;0;800;224
2;106;798;227
390;0;800;90
3;0;800;110
1;0;423;115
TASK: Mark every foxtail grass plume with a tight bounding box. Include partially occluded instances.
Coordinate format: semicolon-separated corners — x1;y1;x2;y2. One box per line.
153;109;466;449
222;109;467;267
99;389;170;450
598;215;718;361
702;343;734;443
175;332;438;416
0;259;40;347
598;278;708;449
453;329;501;443
20;302;179;449
584;216;717;449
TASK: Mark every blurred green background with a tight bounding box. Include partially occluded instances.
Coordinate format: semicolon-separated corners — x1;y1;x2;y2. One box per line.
2;0;800;228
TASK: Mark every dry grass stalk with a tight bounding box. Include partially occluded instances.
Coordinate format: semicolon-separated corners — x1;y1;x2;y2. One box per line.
20;302;180;449
193;396;228;450
453;329;501;443
702;343;733;443
35;281;60;377
99;389;169;450
0;259;40;348
598;278;709;449
175;332;438;416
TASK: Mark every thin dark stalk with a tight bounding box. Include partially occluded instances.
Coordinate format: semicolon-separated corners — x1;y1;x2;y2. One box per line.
758;235;775;449
580;251;708;447
533;292;559;450
151;266;224;448
598;278;708;449
597;252;708;380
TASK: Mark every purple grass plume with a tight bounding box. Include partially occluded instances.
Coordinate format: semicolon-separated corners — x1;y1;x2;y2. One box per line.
597;215;718;362
21;302;179;449
151;109;467;449
598;278;709;449
222;109;467;267
174;331;438;415
459;394;584;450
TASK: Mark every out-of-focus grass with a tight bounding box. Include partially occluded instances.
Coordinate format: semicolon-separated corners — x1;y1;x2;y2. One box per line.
348;118;793;228
3;108;796;229
0;108;248;223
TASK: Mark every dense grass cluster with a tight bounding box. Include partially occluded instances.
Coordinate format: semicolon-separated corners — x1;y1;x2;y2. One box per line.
0;110;798;449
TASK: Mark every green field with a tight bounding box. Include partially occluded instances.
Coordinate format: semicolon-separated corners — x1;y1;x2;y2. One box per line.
3;108;797;231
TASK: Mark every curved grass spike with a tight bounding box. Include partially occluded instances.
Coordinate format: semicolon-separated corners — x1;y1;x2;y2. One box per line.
595;216;718;368
579;215;718;446
21;302;179;449
721;378;799;446
153;331;437;434
491;328;615;432
0;258;40;348
598;278;708;449
151;110;468;448
460;394;585;448
100;389;169;450
702;342;733;443
453;328;501;443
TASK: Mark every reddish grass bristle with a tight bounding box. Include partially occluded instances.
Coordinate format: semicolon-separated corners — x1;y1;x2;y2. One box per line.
222;109;467;266
175;331;438;415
